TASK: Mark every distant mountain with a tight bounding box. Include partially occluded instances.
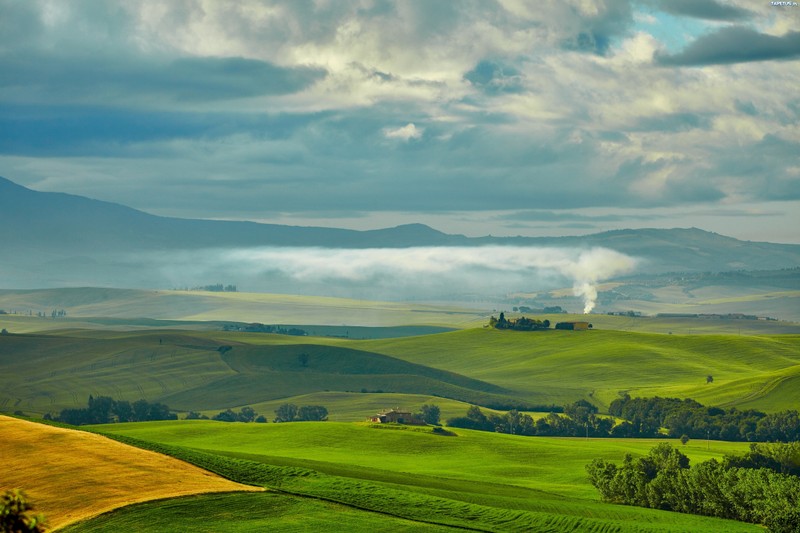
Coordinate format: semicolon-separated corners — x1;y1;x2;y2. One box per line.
0;176;462;252
2;176;799;289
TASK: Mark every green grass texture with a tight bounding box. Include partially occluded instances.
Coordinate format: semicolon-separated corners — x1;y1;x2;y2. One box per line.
77;420;760;532
2;327;798;416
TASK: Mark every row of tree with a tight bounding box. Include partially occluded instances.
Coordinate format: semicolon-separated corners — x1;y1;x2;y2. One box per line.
186;404;332;423
48;396;177;426
185;406;268;423
489;313;550;331
608;394;800;442
446;402;609;437
273;403;328;422
586;443;800;532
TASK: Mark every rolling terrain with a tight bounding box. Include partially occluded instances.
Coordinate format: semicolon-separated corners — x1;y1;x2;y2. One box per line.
2;300;798;531
68;420;759;532
2;319;798;418
0;415;260;530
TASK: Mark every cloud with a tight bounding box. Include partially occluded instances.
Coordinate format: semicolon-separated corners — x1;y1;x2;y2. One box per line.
0;0;798;244
653;0;751;21
464;60;525;94
0;53;326;105
656;27;800;66
148;245;638;310
383;123;423;141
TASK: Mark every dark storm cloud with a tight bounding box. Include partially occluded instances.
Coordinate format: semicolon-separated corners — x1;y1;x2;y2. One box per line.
712;135;800;201
0;52;326;104
463;60;525;94
653;0;751;21
0;105;327;157
657;27;800;66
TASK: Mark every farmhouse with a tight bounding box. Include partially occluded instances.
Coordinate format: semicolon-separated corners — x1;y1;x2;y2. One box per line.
368;409;424;425
555;321;591;331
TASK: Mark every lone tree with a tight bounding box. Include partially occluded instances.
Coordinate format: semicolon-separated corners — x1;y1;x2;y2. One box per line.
706;375;714;384
419;404;441;425
1;490;46;532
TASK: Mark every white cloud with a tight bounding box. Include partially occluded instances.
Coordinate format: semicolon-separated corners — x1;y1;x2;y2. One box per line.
383;123;423;141
146;245;637;311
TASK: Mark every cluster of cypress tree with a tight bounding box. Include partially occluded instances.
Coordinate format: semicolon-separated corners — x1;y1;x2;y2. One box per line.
586;443;800;532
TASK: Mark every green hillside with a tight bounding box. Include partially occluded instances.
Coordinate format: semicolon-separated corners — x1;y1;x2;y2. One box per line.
353;328;800;411
75;420;759;532
1;326;798;417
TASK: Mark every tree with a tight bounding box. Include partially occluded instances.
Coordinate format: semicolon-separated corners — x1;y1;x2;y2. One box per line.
87;395;115;424
0;490;46;532
419;404;441;425
298;353;309;367
706;375;714;384
212;409;238;422
274;403;298;423
297;405;328;421
237;406;257;422
680;434;690;445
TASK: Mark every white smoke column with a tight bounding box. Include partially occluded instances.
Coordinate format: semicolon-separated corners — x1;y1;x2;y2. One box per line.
563;248;638;313
158;246;635;306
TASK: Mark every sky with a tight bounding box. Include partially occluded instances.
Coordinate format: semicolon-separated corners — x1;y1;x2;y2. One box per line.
1;0;799;243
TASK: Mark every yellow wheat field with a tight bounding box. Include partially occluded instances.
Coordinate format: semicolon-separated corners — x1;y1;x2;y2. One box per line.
0;416;262;530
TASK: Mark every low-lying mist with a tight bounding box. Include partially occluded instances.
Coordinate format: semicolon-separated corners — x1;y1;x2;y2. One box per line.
149;246;638;312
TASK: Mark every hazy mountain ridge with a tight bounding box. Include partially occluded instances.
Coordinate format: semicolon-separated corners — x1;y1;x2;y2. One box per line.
2;176;800;291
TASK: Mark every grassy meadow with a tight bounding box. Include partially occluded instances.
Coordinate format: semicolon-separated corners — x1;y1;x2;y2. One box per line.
1;287;798;531
70;420;760;532
2;323;799;417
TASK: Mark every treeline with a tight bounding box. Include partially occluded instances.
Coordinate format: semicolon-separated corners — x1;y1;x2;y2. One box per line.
273;403;328;422
187;404;329;423
609;395;800;442
586;443;800;532
48;396;176;426
191;284;237;292
489;312;550;331
222;323;308;336
186;406;267;423
447;401;608;437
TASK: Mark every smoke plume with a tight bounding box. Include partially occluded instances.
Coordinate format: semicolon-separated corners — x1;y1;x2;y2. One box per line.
150;245;637;311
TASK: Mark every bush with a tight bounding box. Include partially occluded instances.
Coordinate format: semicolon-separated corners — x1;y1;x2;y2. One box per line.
1;490;46;532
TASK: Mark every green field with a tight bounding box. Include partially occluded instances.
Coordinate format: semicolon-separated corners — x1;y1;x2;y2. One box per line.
61;492;457;533
67;420;759;532
2;288;798;531
2;323;799;417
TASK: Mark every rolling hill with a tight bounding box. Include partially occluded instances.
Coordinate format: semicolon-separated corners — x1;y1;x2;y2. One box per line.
2;323;798;418
0;415;260;530
79;420;759;532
